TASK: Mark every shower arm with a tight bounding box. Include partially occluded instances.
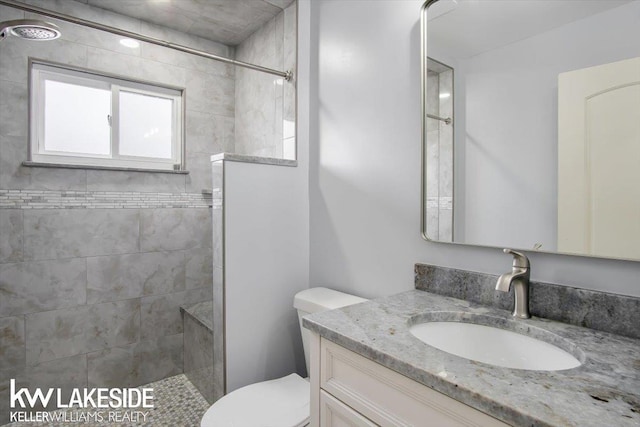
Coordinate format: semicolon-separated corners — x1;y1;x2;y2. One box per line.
0;0;294;81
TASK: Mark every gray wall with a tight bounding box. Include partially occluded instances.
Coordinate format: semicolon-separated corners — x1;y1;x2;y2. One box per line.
234;2;297;159
308;0;640;301
0;0;229;422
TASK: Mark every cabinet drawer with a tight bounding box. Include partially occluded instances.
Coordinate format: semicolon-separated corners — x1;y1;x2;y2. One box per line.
321;390;378;427
320;338;509;427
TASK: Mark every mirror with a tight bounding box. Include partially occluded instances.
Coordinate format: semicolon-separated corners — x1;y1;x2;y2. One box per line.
421;0;640;261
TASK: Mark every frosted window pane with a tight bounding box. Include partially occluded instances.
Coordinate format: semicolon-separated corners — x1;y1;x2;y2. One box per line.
119;91;173;159
44;80;111;155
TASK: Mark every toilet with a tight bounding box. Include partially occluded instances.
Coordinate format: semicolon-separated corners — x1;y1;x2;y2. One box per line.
201;287;367;427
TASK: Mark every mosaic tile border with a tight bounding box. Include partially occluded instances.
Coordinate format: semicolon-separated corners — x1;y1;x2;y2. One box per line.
0;190;213;210
2;374;210;427
425;196;452;210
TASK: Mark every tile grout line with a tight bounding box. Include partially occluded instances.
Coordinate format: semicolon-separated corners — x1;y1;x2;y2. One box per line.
24;330;187;371
6;284;212;323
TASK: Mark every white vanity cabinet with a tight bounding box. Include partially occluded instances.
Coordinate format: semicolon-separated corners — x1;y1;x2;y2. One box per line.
309;333;510;427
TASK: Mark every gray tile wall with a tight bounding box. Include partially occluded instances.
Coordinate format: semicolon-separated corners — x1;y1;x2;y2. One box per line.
0;1;220;423
0;1;235;193
183;302;215;404
234;2;297;159
0;207;213;422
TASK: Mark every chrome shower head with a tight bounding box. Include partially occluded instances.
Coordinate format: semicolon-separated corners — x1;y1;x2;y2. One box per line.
0;19;61;41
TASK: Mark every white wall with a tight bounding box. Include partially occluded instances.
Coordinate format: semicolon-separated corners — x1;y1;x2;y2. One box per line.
224;0;311;391
225;161;309;390
308;0;640;299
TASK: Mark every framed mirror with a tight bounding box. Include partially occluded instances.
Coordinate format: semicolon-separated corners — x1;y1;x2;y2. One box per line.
421;0;640;261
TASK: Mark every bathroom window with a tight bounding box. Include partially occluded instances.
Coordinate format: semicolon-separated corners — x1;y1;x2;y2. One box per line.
30;61;183;171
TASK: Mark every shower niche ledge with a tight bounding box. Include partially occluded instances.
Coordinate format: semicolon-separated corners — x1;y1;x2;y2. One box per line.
210;153;297;168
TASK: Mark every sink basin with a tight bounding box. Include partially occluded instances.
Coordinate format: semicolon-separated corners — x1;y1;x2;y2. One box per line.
409;313;583;371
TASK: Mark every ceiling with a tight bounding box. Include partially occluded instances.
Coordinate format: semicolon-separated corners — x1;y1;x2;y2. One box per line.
427;0;634;58
72;0;295;46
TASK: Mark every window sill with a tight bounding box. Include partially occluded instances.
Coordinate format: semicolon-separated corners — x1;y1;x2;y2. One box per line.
22;161;189;174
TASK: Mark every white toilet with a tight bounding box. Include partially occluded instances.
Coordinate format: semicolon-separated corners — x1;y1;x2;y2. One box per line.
201;287;367;427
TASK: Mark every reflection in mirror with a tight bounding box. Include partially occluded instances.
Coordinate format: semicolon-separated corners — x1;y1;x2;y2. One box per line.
422;0;640;261
425;58;454;242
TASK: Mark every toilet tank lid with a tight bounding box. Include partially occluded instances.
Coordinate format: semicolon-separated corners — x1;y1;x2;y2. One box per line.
294;287;367;314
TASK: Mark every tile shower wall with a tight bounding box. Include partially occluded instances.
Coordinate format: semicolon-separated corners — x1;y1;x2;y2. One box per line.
234;1;297;159
183;301;215;404
1;1;235;193
0;1;225;422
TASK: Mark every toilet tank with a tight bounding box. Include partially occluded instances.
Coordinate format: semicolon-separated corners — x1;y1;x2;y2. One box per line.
294;287;367;375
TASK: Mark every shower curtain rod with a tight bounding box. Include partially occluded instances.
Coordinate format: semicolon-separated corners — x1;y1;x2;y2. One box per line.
0;0;293;81
426;114;452;125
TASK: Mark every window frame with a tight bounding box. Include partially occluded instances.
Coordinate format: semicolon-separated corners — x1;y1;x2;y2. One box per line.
29;60;185;171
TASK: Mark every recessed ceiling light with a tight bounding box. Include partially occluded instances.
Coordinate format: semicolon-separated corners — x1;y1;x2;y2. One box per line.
120;38;140;48
439;92;451;99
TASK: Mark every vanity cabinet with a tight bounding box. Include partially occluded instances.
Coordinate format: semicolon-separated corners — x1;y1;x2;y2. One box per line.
320;391;378;427
310;334;510;427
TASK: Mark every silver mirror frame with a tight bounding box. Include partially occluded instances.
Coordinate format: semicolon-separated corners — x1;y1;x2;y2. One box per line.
420;0;447;242
419;0;639;263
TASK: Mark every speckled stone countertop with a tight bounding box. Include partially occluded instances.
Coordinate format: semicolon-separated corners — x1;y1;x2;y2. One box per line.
303;290;640;427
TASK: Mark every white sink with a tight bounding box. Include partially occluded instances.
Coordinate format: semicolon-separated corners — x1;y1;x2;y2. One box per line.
409;316;583;371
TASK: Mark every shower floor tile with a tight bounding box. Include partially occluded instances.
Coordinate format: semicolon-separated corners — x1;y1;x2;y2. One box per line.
3;374;209;427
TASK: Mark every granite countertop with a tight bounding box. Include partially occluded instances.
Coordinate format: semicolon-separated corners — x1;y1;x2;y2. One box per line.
303;290;640;427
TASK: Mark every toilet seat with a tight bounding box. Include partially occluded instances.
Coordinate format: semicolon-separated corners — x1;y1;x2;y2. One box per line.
200;373;310;427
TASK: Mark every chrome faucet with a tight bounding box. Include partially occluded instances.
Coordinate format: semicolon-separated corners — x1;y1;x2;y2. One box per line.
496;249;531;319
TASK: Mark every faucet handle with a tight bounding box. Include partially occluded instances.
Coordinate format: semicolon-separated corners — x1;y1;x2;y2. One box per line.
503;248;530;269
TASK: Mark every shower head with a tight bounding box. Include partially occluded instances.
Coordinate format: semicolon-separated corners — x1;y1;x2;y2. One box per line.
0;19;61;42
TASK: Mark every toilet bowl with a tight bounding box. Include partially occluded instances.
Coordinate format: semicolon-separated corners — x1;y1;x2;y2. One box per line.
200;287;367;427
